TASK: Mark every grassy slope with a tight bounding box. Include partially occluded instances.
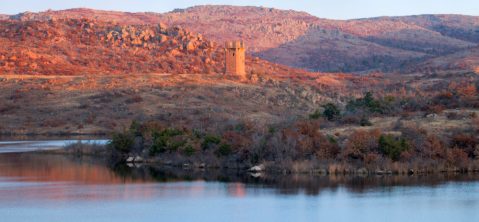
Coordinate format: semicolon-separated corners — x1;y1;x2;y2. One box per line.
0;73;338;135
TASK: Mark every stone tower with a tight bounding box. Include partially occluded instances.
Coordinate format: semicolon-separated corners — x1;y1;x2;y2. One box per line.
224;41;246;77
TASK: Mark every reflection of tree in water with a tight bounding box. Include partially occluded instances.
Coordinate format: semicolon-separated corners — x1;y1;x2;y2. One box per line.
109;163;479;196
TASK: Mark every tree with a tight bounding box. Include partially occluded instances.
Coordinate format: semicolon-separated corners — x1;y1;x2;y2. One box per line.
322;103;341;121
378;134;409;161
346;92;389;114
149;128;185;155
201;135;221;150
215;143;232;156
109;132;134;154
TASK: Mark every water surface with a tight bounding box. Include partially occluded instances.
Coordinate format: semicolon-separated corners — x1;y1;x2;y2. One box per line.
0;139;108;153
0;143;478;222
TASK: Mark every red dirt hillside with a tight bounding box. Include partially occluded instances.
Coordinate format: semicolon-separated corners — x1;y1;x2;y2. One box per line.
4;6;479;73
0;18;223;75
0;17;315;76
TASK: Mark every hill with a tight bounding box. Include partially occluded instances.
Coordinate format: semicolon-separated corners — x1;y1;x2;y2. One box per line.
414;46;479;73
6;6;479;73
0;17;312;76
6;6;479;72
0;18;220;75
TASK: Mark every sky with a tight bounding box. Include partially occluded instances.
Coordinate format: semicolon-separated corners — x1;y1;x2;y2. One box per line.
1;0;479;20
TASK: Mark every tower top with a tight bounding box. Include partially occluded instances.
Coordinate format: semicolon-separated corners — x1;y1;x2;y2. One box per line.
225;40;245;49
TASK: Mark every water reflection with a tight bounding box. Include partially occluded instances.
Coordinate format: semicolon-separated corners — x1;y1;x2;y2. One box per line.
0;140;109;153
1;153;479;222
1;152;478;200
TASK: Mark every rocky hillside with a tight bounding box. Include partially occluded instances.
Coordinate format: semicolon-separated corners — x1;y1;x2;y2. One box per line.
0;18;224;75
4;6;479;73
414;46;479;73
0;17;310;76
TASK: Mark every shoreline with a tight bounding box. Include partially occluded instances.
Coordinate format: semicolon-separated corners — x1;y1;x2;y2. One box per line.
35;144;479;177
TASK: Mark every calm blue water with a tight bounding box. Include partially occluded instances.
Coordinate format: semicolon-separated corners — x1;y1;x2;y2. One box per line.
0;144;478;222
0;140;109;153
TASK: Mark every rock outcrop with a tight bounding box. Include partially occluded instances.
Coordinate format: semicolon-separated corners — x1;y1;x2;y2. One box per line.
0;18;221;75
0;17;312;76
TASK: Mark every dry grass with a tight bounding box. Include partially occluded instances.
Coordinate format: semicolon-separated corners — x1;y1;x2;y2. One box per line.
321;109;478;139
0;73;328;135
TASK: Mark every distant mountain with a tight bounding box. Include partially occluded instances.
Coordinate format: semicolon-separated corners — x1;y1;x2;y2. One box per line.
4;6;479;73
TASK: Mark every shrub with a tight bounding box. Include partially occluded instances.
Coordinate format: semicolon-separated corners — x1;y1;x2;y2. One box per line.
268;126;277;134
201;135;221;150
474;145;479;160
451;133;478;157
446;148;469;168
364;153;381;165
399;150;413;161
421;135;447;159
446;112;461;120
129;120;142;136
378;135;409;161
149;128;185;155
125;95;143;104
234;123;246;132
424;104;445;114
343;129;381;160
322;103;341;121
474;117;479;132
222;131;251;152
168;139;187;151
314;136;340;160
340;114;362;125
183;145;196;156
309;110;322;119
110;132;134;154
215;143;232;156
296;120;321;137
360;116;373;126
346;92;391;114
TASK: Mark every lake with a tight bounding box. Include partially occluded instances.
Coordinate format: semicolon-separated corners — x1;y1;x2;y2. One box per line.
0;141;478;222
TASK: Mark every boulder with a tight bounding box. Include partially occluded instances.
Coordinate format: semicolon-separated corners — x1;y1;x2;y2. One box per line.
169;49;181;56
357;168;368;175
426;113;437;119
134;156;144;163
250;172;263;178
185;41;196;52
249;164;265;172
159;34;168;43
408;169;415;175
126;156;135;162
158;22;167;31
313;168;328;175
131;38;143;46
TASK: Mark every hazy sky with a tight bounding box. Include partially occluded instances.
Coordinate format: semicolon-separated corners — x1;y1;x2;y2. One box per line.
1;0;478;19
